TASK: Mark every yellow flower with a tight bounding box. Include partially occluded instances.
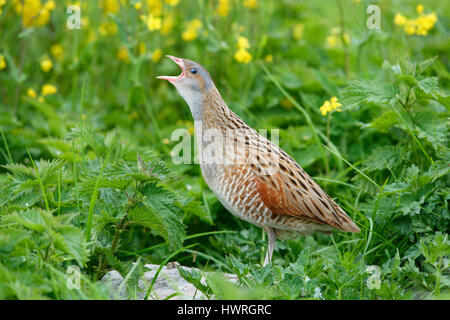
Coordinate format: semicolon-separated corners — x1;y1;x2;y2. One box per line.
81;17;90;28
13;0;56;27
319;96;342;116
237;36;250;49
292;23;304;40
41;84;57;96
99;21;118;35
415;12;437;36
164;0;179;7
326;35;338;47
395;7;437;36
394;13;407;26
139;42;146;55
152;48;162;62
182;19;202;42
190;19;203;29
234;47;252;64
0;0;5;13
51;44;64;60
162;138;170;145
0;55;6;70
40;58;53;72
44;0;55;10
117;46;130;63
27;88;37;98
216;0;230;17
102;0;119;14
416;4;424;14
147;15;161;31
243;0;258;9
404;19;416;35
134;2;142;10
265;54;273;63
182;28;197;41
326;28;349;47
146;0;162;16
161;14;174;35
235;36;252;63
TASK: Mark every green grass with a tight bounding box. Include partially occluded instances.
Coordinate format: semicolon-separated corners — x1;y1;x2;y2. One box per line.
0;0;449;300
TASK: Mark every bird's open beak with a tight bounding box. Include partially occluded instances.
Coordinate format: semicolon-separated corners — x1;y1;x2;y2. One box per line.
156;55;186;83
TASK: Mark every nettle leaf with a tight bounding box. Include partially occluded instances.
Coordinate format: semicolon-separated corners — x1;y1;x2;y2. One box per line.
78;176;133;197
339;80;397;110
363;145;408;172
179;196;213;225
369;110;400;132
413;112;448;149
128;183;186;248
178;266;211;297
83;128;108;157
2;163;35;177
50;226;87;265
417;56;438;75
417;77;439;98
5;209;49;232
383;181;410;194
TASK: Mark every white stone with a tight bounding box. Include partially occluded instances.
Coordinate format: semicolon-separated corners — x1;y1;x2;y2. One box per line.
102;263;238;300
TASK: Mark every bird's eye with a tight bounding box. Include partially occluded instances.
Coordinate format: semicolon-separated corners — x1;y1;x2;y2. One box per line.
190;68;197;74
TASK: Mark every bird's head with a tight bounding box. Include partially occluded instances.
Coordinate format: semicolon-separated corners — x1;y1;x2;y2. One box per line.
157;55;214;97
157;55;221;120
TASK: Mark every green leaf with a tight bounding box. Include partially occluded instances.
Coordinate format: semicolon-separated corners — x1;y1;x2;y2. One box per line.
417;77;439;98
51;226;87;265
128;183;186;248
340;80;397;110
414;111;448;149
363;145;408;172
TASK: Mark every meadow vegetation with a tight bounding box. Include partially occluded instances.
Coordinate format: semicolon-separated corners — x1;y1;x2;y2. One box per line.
0;0;448;299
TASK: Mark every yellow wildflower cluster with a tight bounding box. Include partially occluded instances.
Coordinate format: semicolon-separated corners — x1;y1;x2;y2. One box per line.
13;0;56;28
182;19;202;42
161;14;175;35
0;0;6;15
319;97;342;116
216;0;230;17
243;0;258;10
0;55;6;70
139;1;177;33
147;0;162;15
27;84;57;102
234;36;252;64
99;21;119;35
40;57;53;72
326;27;350;48
101;0;120;14
146;15;162;31
394;5;437;36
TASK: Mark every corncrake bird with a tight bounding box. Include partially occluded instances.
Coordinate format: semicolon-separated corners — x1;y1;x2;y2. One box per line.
158;55;360;265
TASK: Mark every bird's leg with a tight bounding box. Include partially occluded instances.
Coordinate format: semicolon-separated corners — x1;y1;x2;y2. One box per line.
263;227;277;266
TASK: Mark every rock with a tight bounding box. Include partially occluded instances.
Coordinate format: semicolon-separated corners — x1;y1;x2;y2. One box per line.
101;263;238;300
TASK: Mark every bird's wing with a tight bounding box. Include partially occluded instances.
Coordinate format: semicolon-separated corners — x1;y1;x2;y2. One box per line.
245;138;360;233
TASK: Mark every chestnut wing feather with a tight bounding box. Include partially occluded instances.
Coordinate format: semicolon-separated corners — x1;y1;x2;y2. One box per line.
246;140;360;233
